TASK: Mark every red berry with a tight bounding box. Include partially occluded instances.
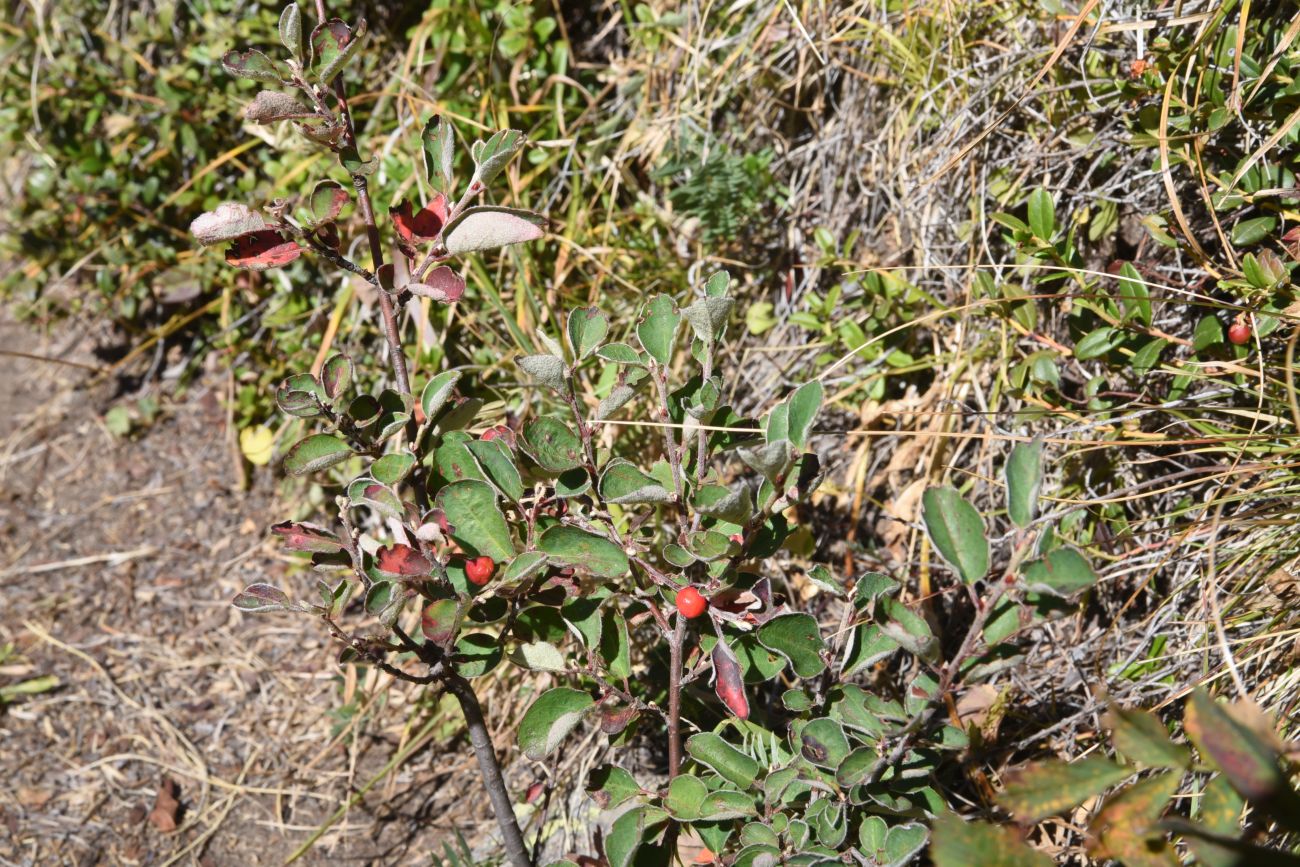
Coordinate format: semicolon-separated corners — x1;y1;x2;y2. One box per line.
1227;321;1251;346
676;586;708;619
466;555;495;586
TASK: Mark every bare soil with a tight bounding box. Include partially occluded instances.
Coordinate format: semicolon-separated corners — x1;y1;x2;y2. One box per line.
0;319;508;866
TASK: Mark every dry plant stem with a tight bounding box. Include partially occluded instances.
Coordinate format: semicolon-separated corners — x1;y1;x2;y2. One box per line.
443;673;534;867
667;613;687;779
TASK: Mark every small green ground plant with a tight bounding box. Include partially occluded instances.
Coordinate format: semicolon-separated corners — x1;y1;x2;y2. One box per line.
190;3;1300;865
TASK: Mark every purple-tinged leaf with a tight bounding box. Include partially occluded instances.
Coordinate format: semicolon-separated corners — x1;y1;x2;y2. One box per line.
221;48;287;85
243;91;314;123
320;353;352;400
225;231;302;270
233;583;290;612
374;544;434;578
190;203;267;245
712;638;749;719
309;181;349;225
390;196;448;246
421;598;460;646
271;521;345;554
443;206;546;255
405;266;464;302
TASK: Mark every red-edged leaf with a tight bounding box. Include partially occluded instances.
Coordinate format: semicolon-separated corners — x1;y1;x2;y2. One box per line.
406;266;465;303
225;231;302;270
233;583;290;612
374;543;434;577
712;638;749;719
271;520;345;553
390;195;448;245
421;599;460;646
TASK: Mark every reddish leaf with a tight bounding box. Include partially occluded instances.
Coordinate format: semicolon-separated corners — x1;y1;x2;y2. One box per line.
712;639;749;719
420;599;459;646
225;231;302;270
406;265;465;302
374;543;434;577
271;520;345;554
390;195;448;245
148;778;182;833
600;703;639;734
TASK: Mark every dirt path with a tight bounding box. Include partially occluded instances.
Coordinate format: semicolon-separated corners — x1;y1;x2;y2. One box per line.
0;319;499;865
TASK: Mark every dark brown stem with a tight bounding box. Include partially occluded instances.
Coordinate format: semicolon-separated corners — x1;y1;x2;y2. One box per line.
667;612;687;779
444;673;533;867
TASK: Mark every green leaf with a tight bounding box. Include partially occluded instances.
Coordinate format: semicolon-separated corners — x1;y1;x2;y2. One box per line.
636;294;680;366
1117;262;1152;326
1105;705;1191;769
567;307;608;360
877;597;938;662
1230;215;1276;246
221;49;287;85
518;687;595;760
1198;774;1244;835
371;453;415;485
686;732;761;789
283;434;352;475
799;718;850;768
785;381;823;448
508;640;566;672
1184;689;1300;831
472;129;526;186
1005;439;1042;529
738;439;793;484
421;115;455;191
522;417;584;473
930;814;1053;867
666;775;709;820
538;525;629;578
435;480;515;561
278;4;304;63
518;354;568;392
1193;316;1224;352
682;296;733;344
586;765;642;810
693;484;753;524
605;806;667;867
311;18;368;85
746;301;776;335
596;343;644;365
420;370;462;421
835;746;880;787
233;583;291;612
1074;326;1121;360
501;551;548;584
599;459;672;504
757;614;827;678
921;487;989;584
1027;187;1055;239
454;632;502;678
996;756;1131;822
1021;547;1096;597
467;438;525;502
443;206;545;255
600;610;631;679
1131;338;1166;376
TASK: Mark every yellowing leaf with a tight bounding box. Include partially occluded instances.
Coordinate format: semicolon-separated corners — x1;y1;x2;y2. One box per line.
240;425;276;466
